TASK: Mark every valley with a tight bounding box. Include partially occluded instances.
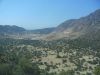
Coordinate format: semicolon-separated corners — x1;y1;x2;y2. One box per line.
0;9;100;75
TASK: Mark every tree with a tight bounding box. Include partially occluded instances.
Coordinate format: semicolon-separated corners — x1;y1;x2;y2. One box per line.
0;63;11;75
59;70;74;75
94;66;100;75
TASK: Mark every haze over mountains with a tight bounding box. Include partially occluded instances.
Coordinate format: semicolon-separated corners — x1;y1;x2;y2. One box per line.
0;9;100;40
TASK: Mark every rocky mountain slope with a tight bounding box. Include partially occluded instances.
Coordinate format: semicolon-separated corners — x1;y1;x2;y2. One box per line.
46;9;100;40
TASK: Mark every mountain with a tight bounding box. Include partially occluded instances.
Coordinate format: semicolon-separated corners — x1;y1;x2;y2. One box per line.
30;27;55;34
0;25;55;39
0;9;100;40
0;25;26;38
46;9;100;40
0;25;26;34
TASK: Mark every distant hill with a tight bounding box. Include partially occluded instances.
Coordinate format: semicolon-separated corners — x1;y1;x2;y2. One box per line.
0;25;55;34
30;27;55;34
0;25;55;39
0;25;26;34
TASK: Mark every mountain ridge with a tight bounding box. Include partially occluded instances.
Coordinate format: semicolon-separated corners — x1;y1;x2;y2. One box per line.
45;9;100;40
0;9;100;40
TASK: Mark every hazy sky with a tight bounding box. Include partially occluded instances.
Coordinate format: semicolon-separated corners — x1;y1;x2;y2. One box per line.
0;0;100;29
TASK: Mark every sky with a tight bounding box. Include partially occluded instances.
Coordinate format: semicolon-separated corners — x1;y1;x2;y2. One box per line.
0;0;100;29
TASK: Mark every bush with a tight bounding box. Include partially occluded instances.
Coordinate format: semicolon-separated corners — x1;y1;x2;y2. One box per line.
94;66;100;75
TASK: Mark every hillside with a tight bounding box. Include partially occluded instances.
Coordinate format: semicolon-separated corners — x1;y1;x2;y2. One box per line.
30;27;55;34
0;25;26;34
46;9;100;40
